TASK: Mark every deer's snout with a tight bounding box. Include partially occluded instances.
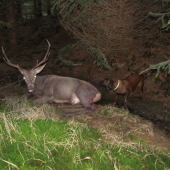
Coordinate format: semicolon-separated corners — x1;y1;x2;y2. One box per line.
27;84;35;92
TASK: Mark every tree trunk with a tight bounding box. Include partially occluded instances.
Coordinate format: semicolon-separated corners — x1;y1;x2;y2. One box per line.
16;0;22;20
47;0;51;16
7;0;17;49
33;0;38;19
37;0;42;17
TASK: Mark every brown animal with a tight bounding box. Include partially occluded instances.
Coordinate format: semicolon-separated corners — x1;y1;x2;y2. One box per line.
2;40;101;115
100;73;144;106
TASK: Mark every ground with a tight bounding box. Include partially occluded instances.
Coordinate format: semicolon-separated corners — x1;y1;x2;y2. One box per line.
1;45;170;150
0;17;170;151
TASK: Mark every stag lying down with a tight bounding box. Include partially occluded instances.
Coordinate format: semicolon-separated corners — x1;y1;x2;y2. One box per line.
2;40;101;115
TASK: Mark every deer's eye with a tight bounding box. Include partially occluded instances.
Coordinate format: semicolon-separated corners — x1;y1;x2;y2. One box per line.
23;76;25;80
34;75;36;78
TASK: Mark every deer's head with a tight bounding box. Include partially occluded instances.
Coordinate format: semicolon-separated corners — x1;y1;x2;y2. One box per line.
2;40;51;92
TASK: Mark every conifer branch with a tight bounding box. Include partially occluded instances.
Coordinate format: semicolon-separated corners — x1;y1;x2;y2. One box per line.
0;21;13;30
140;60;170;77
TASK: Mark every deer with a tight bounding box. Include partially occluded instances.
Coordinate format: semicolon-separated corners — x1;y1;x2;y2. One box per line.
2;40;101;115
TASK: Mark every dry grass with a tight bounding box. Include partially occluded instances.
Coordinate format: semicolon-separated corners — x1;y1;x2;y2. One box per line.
68;105;170;151
1;96;170;152
75;106;152;146
0;95;60;121
0;96;170;169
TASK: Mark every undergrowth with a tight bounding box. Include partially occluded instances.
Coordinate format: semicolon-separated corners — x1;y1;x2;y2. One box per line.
0;96;170;169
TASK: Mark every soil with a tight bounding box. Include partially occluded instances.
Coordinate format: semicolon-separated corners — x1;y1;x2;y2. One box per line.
0;16;170;150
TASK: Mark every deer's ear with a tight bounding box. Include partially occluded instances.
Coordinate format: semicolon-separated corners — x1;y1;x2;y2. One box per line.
35;64;46;74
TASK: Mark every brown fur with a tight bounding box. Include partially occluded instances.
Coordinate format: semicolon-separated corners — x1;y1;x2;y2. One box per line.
100;73;144;106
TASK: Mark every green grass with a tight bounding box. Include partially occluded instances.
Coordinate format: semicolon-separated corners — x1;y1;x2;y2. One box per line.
0;118;170;170
0;97;170;169
102;108;109;117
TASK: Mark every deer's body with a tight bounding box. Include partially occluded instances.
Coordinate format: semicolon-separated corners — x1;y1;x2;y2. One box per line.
33;75;100;107
2;40;101;115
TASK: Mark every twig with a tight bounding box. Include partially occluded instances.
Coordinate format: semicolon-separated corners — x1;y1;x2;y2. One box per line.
148;11;170;18
0;79;23;90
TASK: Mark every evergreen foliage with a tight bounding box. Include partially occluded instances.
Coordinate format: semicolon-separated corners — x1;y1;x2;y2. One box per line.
78;41;112;71
148;0;170;31
53;0;99;21
148;11;170;31
52;0;114;71
0;21;13;30
58;44;83;66
140;60;170;77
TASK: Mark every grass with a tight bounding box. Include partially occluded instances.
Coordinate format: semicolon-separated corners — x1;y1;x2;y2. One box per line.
0;96;170;169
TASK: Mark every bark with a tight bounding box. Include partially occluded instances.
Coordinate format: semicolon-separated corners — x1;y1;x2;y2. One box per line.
34;0;38;19
37;0;42;18
47;0;51;16
7;0;17;49
15;0;22;19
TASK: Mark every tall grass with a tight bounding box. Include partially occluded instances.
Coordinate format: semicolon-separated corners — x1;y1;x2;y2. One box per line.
0;96;170;169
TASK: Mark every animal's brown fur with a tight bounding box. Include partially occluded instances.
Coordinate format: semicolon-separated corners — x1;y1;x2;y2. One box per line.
100;73;144;106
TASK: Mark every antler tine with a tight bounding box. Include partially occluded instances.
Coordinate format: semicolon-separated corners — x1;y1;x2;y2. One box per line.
2;46;20;69
34;39;51;68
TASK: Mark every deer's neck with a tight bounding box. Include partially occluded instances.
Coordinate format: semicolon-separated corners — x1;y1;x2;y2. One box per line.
34;75;47;91
35;75;46;84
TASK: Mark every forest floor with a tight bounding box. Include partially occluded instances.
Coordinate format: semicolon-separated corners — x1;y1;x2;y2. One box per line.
0;17;170;151
0;48;170;150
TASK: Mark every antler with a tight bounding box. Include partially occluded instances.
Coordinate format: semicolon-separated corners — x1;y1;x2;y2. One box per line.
2;46;20;69
33;39;51;68
2;39;51;69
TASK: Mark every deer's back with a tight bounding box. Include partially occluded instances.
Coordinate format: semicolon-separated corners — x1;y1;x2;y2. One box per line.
35;75;99;99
